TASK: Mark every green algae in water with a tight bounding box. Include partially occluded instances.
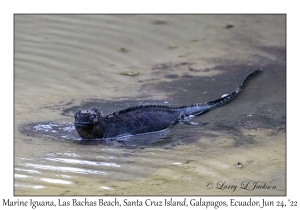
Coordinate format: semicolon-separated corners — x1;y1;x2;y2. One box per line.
153;19;167;25
119;48;129;53
120;71;139;76
168;46;178;49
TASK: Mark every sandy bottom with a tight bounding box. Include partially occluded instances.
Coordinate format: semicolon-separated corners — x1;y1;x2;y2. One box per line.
14;15;285;195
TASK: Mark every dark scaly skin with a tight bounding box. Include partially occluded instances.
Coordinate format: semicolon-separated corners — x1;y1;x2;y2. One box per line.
74;69;262;139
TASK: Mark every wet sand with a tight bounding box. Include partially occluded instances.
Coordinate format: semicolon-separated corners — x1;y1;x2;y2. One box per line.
15;15;285;195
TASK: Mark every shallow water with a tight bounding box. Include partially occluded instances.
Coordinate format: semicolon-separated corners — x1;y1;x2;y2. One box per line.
15;15;286;195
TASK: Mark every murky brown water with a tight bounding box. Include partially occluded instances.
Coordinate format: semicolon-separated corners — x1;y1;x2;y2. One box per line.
15;15;286;195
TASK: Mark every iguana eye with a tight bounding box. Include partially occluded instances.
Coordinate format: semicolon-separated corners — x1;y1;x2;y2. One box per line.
92;115;99;123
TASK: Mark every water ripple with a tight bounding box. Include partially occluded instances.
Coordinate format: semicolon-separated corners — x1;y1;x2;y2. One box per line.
40;178;72;185
22;163;106;175
45;157;121;168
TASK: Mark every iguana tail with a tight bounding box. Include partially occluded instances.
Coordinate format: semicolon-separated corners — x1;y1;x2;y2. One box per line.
176;69;262;119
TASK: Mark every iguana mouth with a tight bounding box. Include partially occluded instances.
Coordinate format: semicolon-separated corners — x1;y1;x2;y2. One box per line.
74;121;94;126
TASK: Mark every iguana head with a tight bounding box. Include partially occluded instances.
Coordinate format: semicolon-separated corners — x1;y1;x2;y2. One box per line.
74;107;104;139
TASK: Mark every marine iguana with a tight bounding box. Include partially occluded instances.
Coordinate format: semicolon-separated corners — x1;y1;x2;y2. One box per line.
74;69;262;139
